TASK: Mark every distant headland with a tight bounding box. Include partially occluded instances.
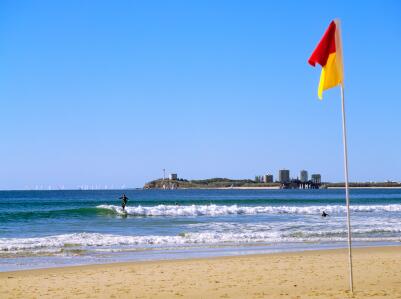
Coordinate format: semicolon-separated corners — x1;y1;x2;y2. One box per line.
144;178;281;190
143;177;401;190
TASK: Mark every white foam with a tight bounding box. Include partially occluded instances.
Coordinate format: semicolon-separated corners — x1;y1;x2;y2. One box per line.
1;227;401;254
0;232;278;252
0;233;183;252
97;204;401;217
2;204;401;255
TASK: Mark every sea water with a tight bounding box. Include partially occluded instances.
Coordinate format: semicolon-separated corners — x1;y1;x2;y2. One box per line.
1;189;400;271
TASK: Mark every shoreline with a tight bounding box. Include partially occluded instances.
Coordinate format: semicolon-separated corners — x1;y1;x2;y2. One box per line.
1;186;401;191
327;186;401;189
2;244;401;274
151;186;401;190
2;246;401;298
1;241;399;273
0;241;398;272
154;186;401;190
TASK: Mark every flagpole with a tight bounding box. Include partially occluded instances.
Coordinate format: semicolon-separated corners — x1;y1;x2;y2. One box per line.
340;84;354;293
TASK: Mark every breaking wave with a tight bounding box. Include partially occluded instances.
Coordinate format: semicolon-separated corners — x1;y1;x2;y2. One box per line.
96;204;401;217
1;228;401;256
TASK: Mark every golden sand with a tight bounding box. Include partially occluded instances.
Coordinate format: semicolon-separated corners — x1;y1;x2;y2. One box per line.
1;246;401;298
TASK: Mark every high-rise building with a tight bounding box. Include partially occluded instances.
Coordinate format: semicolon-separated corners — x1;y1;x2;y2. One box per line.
255;175;263;183
264;174;273;183
311;174;321;184
278;169;290;183
169;173;178;180
300;170;308;182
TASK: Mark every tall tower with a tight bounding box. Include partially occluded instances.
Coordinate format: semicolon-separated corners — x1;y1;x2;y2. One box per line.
300;170;308;182
278;169;290;183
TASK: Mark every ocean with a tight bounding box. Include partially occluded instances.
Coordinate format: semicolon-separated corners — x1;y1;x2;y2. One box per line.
1;188;400;271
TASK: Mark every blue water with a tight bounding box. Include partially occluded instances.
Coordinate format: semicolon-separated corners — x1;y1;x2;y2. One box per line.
1;189;400;271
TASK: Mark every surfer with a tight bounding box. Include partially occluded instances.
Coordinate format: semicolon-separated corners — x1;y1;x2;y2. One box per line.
321;211;328;217
120;194;128;211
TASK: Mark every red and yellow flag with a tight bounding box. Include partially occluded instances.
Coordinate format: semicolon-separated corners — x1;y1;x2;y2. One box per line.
308;19;344;99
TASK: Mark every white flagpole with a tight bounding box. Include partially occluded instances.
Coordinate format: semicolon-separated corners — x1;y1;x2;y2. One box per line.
340;84;354;293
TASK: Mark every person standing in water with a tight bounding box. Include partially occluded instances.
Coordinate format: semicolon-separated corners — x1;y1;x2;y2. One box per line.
119;194;128;211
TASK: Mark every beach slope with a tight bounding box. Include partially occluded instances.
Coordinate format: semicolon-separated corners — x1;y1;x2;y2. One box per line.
1;246;401;298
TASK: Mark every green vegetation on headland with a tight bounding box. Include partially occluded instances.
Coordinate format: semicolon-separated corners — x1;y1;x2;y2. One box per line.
143;178;280;189
143;178;401;189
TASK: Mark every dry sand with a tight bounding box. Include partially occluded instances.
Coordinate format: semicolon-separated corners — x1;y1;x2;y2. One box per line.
1;246;401;298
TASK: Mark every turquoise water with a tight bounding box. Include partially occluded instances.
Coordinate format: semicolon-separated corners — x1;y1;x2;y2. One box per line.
1;189;400;271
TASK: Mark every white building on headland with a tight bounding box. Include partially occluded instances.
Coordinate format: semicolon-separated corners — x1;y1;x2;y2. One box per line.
264;174;273;183
300;170;308;182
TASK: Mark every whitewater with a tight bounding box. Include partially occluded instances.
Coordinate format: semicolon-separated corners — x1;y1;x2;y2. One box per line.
1;189;401;270
97;203;401;216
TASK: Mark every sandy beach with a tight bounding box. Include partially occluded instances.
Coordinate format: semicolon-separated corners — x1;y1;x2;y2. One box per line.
1;246;401;299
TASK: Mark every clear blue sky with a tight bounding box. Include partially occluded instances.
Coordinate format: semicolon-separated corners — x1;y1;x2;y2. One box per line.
1;0;400;189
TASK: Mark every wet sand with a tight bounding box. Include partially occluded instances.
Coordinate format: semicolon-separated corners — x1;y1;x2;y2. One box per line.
1;246;401;298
